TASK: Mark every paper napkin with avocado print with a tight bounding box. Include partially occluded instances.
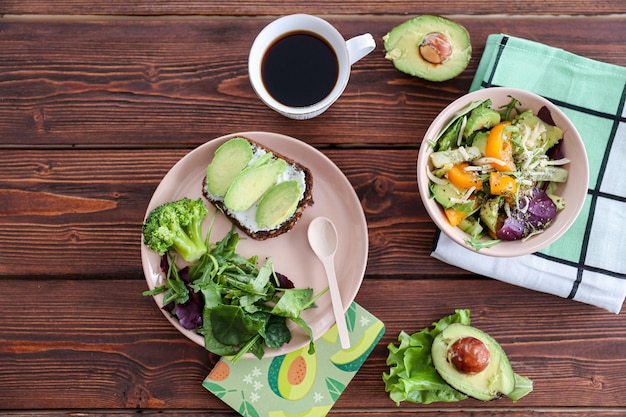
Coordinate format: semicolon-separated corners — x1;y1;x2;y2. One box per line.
203;302;384;417
432;34;626;313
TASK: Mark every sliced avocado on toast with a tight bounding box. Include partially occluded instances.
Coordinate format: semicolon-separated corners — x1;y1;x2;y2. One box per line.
206;137;254;197
256;180;303;229
203;136;313;239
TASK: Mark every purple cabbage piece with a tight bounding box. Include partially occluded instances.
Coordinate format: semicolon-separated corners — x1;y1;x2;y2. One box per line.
176;295;203;330
537;106;555;126
538;106;565;161
175;266;203;330
274;272;294;289
496;187;558;241
158;258;203;329
176;300;202;330
496;216;526;240
524;188;558;230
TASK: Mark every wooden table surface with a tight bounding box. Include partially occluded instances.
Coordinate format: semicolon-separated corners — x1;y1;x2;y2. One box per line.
1;1;625;416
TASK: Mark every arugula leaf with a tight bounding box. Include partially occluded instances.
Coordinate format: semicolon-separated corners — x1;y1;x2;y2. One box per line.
499;95;522;121
271;288;314;319
146;258;189;306
464;235;502;251
291;316;315;355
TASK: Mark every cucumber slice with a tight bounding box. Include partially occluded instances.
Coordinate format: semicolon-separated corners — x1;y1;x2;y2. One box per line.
206;138;254;197
224;159;287;212
430;146;481;168
527;166;569;183
256;180;303;228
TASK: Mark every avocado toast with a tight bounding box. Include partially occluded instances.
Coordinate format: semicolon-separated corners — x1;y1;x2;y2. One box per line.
202;136;313;240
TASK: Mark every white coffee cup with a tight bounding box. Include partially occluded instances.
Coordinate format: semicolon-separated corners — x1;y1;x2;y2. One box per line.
248;14;376;120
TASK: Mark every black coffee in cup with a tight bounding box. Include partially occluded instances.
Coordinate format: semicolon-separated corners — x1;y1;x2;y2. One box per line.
261;31;339;107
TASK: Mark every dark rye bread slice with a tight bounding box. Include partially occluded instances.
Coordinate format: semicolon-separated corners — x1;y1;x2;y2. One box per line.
202;137;313;240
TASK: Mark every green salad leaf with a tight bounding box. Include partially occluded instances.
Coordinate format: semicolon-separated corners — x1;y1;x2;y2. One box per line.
383;309;471;405
145;215;326;363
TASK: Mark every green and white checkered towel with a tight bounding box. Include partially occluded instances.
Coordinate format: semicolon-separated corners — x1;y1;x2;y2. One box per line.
432;34;626;313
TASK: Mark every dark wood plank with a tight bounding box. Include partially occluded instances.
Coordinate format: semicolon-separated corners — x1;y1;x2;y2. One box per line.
4;408;623;417
1;278;625;411
0;17;624;147
1;1;624;16
11;407;624;417
0;148;461;278
6;414;626;417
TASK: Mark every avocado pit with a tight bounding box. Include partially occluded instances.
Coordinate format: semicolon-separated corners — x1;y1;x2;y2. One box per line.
431;323;516;401
419;32;453;64
449;336;490;374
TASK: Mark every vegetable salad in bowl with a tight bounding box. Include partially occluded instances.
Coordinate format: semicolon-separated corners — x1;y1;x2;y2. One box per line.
417;87;588;257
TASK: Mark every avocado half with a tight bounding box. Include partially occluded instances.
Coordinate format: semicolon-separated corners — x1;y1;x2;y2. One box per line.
383;15;471;82
431;323;516;401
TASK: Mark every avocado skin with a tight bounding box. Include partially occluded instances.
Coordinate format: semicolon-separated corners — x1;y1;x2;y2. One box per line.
431;323;516;401
383;15;471;82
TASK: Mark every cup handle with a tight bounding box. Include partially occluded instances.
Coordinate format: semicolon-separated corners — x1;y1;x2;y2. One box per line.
346;33;376;66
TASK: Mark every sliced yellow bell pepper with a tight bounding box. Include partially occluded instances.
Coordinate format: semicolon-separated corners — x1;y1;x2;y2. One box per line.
446;162;483;190
489;172;518;195
485;122;516;172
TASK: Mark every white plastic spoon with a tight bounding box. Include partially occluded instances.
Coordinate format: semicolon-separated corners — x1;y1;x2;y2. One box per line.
307;216;351;349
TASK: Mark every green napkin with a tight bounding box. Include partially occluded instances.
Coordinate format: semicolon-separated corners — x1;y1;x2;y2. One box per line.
432;34;626;313
203;302;385;417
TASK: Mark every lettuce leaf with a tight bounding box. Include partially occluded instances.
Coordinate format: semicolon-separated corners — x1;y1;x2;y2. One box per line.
383;309;471;405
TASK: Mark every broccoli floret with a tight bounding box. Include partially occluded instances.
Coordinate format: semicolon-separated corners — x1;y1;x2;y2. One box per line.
142;197;209;263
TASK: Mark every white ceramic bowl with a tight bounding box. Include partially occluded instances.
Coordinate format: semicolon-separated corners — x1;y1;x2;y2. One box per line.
417;87;589;257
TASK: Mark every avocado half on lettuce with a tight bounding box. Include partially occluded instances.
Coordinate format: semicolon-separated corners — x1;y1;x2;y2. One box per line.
383;309;533;405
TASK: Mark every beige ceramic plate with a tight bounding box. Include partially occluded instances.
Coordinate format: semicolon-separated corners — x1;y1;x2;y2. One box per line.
141;131;368;357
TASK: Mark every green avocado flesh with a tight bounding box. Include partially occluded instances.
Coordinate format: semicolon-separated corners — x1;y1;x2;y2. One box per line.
431;323;515;401
463;106;501;137
224;158;287;212
206;137;254;197
383;15;471;82
256;180;303;229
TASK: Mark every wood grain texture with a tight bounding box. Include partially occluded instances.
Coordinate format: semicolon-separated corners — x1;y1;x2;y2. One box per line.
0;148;461;277
1;278;625;412
2;1;625;16
2;408;623;417
0;17;624;147
1;4;625;415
